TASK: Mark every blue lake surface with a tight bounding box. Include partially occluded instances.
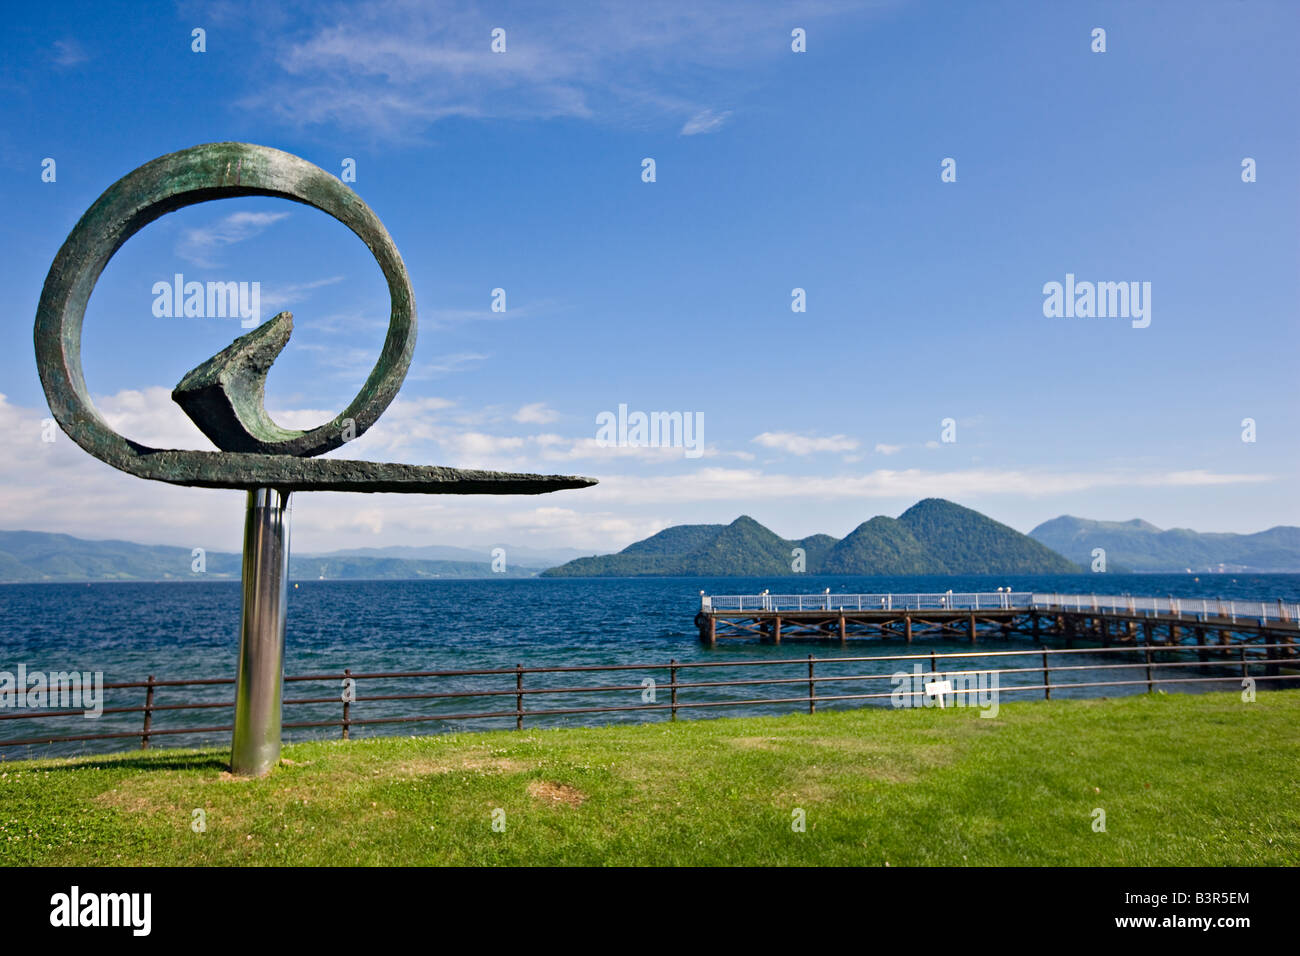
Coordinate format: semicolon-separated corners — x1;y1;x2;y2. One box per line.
2;573;1297;757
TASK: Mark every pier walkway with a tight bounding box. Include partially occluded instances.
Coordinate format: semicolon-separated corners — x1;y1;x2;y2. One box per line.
696;591;1300;659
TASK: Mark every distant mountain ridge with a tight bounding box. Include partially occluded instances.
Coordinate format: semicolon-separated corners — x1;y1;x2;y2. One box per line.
541;499;1080;577
10;505;1295;583
0;531;547;583
1029;515;1300;573
329;543;590;566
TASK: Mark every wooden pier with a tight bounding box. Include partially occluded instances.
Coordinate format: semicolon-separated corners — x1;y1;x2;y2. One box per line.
696;591;1300;662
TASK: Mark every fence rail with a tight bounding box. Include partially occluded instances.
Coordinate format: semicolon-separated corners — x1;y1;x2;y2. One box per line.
2;642;1296;755
700;591;1300;621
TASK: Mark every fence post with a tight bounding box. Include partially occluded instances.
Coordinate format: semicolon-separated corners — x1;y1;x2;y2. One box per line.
1041;651;1051;700
515;664;524;730
342;667;351;740
141;675;155;750
1264;639;1280;679
1239;645;1248;680
669;659;678;721
807;655;816;714
1144;641;1154;694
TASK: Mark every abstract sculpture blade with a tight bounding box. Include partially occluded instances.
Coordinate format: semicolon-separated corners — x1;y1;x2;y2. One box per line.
34;143;597;775
172;309;304;453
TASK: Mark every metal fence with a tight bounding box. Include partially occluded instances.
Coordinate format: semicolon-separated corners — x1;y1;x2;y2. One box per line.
2;642;1296;756
701;591;1300;621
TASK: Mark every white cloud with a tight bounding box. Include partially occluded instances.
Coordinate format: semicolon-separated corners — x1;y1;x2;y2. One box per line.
96;387;215;450
752;432;859;455
408;352;490;379
291;343;487;381
874;443;902;455
513;402;559;424
52;39;88;67
582;467;1277;505
230;2;879;139
681;108;732;135
426;299;548;326
177;211;291;267
1;389;1283;556
260;276;346;315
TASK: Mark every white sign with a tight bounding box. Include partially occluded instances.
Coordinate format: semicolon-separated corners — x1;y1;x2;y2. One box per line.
925;679;953;708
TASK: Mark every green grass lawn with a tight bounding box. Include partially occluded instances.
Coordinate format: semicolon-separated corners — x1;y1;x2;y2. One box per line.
2;690;1297;866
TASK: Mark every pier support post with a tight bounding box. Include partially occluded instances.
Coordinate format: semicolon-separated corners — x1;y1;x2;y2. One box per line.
773;615;781;646
230;488;291;777
904;615;912;643
838;614;846;645
696;612;716;646
969;613;977;643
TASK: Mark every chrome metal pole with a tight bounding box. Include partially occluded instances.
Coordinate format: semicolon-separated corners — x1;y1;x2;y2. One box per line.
230;488;291;776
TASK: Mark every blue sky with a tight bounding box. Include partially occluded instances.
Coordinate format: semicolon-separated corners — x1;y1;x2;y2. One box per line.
1;0;1297;554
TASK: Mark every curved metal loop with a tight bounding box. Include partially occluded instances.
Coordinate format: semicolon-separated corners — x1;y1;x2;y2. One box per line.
35;141;415;469
34;142;596;496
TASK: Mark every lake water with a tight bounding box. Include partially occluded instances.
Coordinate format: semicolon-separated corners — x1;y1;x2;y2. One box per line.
2;573;1296;757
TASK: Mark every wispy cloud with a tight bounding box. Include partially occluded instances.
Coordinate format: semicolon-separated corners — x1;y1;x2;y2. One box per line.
51;39;88;68
514;402;559;424
583;467;1278;506
425;298;556;328
0;389;1282;554
177;211;291;267
412;351;490;378
681;108;732;135
230;1;881;140
260;276;346;315
752;432;860;455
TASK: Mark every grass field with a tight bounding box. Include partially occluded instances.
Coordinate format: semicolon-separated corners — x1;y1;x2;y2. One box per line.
2;690;1297;866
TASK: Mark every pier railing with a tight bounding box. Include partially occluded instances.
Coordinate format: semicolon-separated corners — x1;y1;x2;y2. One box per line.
703;592;1034;612
701;591;1300;621
2;642;1296;756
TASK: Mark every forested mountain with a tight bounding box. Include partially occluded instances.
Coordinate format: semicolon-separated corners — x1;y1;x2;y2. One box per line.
1030;516;1300;572
542;499;1080;577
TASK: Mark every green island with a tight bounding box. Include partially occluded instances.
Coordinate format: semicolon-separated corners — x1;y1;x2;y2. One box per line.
543;498;1081;577
3;689;1295;867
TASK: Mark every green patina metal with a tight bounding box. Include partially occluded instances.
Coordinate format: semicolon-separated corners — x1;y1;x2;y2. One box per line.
33;142;596;495
172;310;306;453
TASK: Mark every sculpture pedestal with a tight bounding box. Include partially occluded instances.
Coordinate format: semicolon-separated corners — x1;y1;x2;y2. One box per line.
230;488;291;776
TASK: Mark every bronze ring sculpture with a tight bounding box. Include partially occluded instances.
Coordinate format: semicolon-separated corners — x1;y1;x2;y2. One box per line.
34;142;595;775
34;141;595;494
